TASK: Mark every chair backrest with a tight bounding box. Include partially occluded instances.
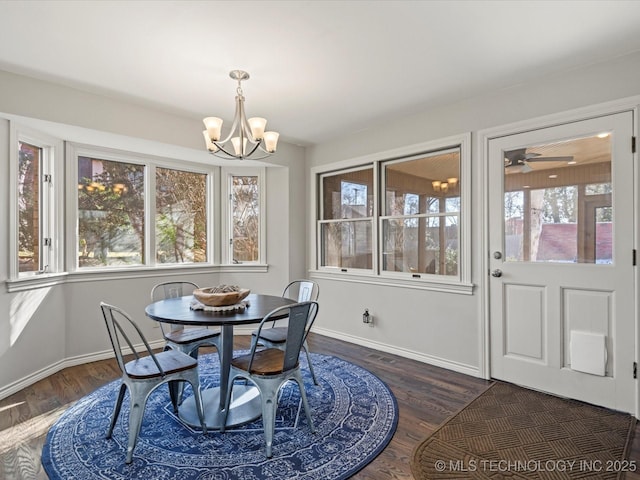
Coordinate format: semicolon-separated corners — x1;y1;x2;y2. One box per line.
100;302;164;378
150;281;199;334
250;301;319;373
151;281;199;302
282;280;319;302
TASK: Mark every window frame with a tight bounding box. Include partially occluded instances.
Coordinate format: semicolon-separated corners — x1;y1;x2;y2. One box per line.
9;123;64;280
311;133;473;294
220;167;266;265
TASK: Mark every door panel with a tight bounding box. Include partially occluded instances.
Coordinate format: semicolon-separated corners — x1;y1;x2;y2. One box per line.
504;283;545;362
489;111;635;413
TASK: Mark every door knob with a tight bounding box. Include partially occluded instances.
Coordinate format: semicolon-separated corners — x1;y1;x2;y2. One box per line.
491;269;502;277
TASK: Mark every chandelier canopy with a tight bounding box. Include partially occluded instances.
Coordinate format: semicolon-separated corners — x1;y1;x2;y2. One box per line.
202;70;279;160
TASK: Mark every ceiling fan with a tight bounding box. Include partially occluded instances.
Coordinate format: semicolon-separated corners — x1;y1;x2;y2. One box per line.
504;148;574;173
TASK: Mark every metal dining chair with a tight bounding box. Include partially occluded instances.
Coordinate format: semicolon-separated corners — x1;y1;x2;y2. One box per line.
222;301;319;457
151;281;222;408
100;302;207;464
250;280;320;384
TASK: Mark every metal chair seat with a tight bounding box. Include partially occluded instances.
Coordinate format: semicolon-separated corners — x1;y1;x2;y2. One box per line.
164;327;221;345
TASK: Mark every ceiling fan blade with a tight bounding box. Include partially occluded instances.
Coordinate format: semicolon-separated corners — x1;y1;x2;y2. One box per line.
525;156;574;162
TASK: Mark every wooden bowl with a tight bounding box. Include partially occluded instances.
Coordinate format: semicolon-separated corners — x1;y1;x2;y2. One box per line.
193;287;250;307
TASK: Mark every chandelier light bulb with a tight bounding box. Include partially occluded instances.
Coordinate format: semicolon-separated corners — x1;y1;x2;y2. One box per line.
263;131;280;153
202;130;219;152
203;117;223;142
248;117;267;140
231;136;247;156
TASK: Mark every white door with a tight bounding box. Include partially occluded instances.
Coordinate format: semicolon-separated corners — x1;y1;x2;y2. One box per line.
488;111;636;413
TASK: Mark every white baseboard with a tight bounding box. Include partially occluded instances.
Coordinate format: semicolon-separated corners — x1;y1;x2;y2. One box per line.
0;339;165;401
312;327;481;378
1;330;480;400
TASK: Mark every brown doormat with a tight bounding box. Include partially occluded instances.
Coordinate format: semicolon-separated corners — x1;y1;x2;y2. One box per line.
411;382;636;479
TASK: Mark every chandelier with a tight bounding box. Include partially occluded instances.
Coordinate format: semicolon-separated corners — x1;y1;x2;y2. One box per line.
202;70;279;160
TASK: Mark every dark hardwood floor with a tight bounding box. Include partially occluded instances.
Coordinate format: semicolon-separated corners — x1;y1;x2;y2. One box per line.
1;334;638;479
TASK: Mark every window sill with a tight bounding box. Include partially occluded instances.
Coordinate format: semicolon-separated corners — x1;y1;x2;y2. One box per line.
6;272;69;293
309;269;475;295
6;263;269;292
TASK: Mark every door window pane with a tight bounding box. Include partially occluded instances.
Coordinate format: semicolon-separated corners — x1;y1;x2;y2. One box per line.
503;134;612;263
595;207;612;264
18;142;41;273
77;156;145;267
156;168;207;264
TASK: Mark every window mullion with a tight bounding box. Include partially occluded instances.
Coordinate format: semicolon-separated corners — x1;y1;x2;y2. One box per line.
147;164;156;267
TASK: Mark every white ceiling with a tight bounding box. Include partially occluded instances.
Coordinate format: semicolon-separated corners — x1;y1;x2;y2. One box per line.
1;0;640;148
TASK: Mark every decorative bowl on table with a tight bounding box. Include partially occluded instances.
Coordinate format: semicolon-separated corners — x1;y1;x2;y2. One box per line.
193;285;250;307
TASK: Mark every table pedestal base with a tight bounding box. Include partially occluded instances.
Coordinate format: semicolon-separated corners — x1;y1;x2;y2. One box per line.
178;385;262;430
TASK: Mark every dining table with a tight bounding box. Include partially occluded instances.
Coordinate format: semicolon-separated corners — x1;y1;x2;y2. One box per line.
145;292;295;429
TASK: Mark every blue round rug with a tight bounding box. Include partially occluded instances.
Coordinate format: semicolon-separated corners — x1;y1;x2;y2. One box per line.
42;352;398;479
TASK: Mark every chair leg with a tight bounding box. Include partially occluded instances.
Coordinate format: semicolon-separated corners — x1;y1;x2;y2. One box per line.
168;381;181;413
261;393;279;458
302;341;318;385
220;373;238;434
107;383;127;439
184;370;207;435
294;370;315;433
125;384;153;464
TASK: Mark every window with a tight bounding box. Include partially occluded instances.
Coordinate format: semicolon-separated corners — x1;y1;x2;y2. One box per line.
77;156;145;267
319;167;374;270
18;141;45;274
382;149;460;277
156;167;208;264
72;146;217;271
10;125;63;279
222;168;265;264
314;134;470;289
9;131;266;289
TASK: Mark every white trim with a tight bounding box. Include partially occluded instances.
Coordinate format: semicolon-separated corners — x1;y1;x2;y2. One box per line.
5;263;268;293
309;269;474;295
477;94;640;390
0;340;164;401
312;326;481;378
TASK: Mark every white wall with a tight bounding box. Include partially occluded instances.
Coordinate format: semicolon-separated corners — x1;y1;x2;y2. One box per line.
306;51;640;376
0;71;305;397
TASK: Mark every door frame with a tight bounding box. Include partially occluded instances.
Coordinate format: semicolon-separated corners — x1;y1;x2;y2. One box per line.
477;96;640;417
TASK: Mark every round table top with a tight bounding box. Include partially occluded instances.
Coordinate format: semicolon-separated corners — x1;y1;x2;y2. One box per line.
145;293;295;326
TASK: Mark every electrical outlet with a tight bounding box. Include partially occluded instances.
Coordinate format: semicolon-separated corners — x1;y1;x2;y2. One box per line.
362;308;373;326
